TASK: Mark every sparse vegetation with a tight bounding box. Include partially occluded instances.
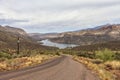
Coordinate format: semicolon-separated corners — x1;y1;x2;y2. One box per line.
0;25;120;80
0;54;58;71
95;49;115;62
72;49;120;80
74;56;116;80
104;61;120;70
0;52;12;59
0;47;60;72
72;41;120;51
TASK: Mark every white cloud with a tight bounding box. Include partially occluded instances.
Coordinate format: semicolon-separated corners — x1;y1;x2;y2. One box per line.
0;0;120;33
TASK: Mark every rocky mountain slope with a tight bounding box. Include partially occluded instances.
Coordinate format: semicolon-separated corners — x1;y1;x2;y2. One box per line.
0;25;54;51
50;24;120;45
0;25;27;36
29;33;61;40
72;40;120;51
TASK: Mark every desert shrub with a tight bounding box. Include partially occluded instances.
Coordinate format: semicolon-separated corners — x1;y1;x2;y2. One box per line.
114;52;120;60
77;51;95;59
0;57;8;62
95;49;115;62
0;52;12;59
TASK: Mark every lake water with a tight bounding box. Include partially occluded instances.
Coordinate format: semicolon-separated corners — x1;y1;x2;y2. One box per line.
40;39;78;49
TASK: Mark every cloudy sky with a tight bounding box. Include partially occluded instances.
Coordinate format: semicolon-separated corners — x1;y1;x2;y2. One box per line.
0;0;120;33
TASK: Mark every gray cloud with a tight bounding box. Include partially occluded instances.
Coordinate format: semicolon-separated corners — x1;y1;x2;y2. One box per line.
0;13;3;15
0;0;120;33
0;19;29;24
6;0;120;13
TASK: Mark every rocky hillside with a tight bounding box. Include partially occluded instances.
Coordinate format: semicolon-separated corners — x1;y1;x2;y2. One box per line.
29;33;61;40
0;25;54;51
72;40;120;51
50;24;120;45
0;25;27;36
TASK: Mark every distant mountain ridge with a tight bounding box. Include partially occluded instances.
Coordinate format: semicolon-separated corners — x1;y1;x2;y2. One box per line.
50;24;120;45
29;33;61;40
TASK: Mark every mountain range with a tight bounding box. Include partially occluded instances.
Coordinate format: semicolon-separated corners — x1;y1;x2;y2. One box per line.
49;24;120;45
0;24;120;51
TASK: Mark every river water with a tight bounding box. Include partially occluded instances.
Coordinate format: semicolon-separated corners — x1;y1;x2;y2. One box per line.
40;39;78;49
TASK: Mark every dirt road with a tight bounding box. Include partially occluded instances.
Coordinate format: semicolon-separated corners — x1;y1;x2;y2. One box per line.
0;55;100;80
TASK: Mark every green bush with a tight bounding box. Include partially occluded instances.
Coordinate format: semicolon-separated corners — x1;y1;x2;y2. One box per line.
95;48;115;62
0;52;12;59
77;51;95;59
115;52;120;60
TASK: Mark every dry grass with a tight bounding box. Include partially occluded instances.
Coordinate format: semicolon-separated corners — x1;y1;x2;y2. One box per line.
73;56;115;80
104;61;120;70
0;55;58;71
